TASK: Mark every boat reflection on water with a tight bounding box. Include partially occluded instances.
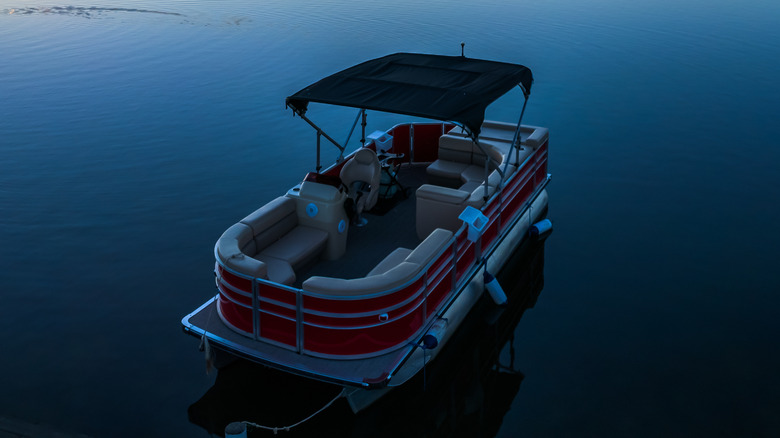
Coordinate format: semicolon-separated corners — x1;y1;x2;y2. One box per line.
188;231;548;437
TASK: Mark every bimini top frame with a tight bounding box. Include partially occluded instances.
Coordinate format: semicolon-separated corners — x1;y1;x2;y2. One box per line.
285;52;533;175
286;52;532;136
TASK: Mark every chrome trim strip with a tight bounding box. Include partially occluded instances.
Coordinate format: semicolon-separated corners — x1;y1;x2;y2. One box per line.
302;295;427;330
216;276;252;298
219;290;252;309
302;286;426;318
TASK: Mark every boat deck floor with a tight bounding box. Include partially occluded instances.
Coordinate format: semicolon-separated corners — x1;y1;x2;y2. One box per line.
294;164;428;286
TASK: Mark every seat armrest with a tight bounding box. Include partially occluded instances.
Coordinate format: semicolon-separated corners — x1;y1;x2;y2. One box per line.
216;223;267;278
525;127;549;149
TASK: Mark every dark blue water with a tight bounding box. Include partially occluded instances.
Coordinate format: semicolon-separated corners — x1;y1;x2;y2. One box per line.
2;1;779;436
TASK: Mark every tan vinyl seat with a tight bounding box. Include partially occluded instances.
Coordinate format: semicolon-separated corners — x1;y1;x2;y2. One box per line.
302;229;454;297
216;196;328;285
426;135;504;188
415;165;517;239
339;148;381;226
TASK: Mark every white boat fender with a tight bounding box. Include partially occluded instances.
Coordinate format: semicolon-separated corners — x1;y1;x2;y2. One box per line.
422;318;448;349
529;218;553;239
484;269;508;306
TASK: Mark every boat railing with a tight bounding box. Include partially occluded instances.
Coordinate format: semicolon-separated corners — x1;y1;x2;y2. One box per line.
214;124;548;360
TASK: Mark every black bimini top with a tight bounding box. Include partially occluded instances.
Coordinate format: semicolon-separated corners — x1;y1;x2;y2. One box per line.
286;53;533;135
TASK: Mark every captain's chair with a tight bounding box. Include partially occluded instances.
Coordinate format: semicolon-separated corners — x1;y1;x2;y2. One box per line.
340;148;381;227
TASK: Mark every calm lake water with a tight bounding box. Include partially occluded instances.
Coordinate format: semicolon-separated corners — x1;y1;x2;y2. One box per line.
2;0;779;436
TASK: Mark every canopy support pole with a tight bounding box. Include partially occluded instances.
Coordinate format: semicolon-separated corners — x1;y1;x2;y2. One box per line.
360;110;367;148
508;95;529;167
341;109;365;162
316;132;322;173
291;108;345;165
461;123;503;203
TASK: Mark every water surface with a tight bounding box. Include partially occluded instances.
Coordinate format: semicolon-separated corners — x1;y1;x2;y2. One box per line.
1;1;779;436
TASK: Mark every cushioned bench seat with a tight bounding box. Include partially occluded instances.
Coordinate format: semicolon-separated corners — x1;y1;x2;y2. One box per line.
453;121;549;150
367;247;412;277
460;165;488;184
426;135;504;188
416;122;548;239
302;229;453;297
416;165;518;239
253;255;296;285
425;160;469;186
217;196;328;285
259;226;328;268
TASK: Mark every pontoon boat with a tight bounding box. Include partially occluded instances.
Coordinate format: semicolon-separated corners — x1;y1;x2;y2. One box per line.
181;52;550;412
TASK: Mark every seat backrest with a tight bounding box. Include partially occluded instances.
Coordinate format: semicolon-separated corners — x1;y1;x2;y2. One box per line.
240;196;298;251
404;228;454;265
438;135;503;169
438;135;476;164
339;148;381;210
301;229;454;296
